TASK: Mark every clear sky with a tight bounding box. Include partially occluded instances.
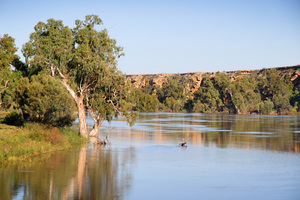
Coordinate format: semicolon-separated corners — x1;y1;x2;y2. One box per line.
1;0;299;74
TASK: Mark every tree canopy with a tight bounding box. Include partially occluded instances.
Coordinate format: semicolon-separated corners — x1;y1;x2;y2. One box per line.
22;15;137;138
0;34;19;107
0;34;18;71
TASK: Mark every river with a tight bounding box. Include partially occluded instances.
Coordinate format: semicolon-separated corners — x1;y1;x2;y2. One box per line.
1;113;300;200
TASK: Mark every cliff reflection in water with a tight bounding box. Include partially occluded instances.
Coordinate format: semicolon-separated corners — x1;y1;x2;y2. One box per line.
111;113;300;153
0;143;135;200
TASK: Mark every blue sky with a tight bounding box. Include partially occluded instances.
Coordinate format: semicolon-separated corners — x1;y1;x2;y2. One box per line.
1;0;299;74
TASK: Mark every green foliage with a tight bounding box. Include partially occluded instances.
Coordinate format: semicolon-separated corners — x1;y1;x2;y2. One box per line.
141;85;156;95
192;76;222;113
257;68;293;112
0;123;84;163
126;69;298;115
3;111;25;126
119;99;139;126
154;75;190;112
127;89;159;112
157;75;188;103
183;99;194;113
259;100;274;114
87;70;133;123
22;19;73;76
214;73;230;103
1;70;23;110
0;34;18;70
11;58;28;76
164;97;185;112
230;76;261;113
14;73;76;126
126;88;142;111
0;34;24;108
139;94;159;112
290;90;300;112
23;15;136;135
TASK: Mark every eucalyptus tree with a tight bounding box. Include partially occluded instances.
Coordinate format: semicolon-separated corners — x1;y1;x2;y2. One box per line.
193;76;222;113
0;34;18;70
157;75;187;103
230;76;261;114
257;68;292;112
23;15;136;138
0;34;18;106
214;72;230;104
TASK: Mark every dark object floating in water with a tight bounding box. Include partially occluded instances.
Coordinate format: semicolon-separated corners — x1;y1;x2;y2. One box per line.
178;138;187;147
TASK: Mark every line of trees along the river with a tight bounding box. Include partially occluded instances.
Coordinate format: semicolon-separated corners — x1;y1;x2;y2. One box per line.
0;15;137;138
126;69;300;115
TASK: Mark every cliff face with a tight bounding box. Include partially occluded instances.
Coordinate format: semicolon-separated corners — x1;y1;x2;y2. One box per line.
126;65;300;93
127;72;205;94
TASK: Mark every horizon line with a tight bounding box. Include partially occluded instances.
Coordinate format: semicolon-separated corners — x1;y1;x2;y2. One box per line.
125;64;300;76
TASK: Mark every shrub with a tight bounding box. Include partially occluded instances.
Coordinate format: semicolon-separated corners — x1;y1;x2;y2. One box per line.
138;94;159;112
259;100;274;114
14;74;77;126
3;111;25;126
43;127;66;144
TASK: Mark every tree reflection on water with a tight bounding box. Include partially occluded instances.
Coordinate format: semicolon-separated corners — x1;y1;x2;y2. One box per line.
0;143;136;200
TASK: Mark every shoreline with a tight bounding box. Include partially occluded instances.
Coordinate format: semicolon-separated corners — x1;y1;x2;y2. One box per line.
0;122;86;164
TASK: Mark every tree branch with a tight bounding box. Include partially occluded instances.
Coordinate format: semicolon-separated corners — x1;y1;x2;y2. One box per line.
56;67;65;79
82;79;96;91
0;80;9;94
61;73;78;102
107;99;120;114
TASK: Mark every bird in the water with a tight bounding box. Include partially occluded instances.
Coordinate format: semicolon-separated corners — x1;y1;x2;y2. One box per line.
178;138;187;147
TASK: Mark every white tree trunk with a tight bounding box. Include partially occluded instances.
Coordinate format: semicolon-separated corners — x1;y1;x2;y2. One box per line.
88;110;105;137
61;77;88;138
77;96;88;138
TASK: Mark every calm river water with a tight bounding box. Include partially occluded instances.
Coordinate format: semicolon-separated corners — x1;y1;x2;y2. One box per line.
1;113;300;200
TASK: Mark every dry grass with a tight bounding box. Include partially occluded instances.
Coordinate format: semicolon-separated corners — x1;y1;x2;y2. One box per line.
43;127;66;144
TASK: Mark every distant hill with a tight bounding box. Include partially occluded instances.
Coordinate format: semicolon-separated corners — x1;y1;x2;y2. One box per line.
125;65;300;115
127;65;300;94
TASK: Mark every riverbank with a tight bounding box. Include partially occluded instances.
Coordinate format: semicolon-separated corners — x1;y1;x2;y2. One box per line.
0;112;86;163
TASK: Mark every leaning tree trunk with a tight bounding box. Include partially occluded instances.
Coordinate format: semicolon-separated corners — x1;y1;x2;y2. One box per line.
77;96;88;138
88;109;105;137
62;77;88;138
89;118;104;137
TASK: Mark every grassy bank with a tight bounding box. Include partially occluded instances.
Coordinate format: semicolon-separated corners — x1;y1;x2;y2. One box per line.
0;116;86;163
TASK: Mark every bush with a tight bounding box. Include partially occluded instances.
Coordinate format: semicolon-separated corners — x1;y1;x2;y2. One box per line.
14;74;77;126
4;111;25;126
259;100;274;115
138;94;159;112
164;97;184;112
